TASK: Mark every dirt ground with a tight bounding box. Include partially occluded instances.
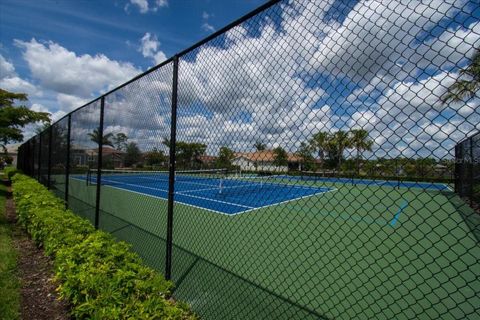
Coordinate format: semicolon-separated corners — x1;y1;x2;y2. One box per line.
4;182;70;320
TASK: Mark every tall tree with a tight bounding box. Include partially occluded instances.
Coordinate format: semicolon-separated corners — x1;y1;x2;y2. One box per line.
272;147;288;168
113;133;128;151
88;127;114;147
0;89;50;154
310;131;329;165
254;141;266;151
162;138;207;168
350;129;373;175
442;49;480;103
144;147;166;166
124;142;142;167
296;142;316;171
216;146;235;169
330;130;351;170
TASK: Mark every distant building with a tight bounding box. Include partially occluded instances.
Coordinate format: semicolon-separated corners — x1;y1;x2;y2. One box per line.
197;155;217;167
72;145;125;168
232;150;304;172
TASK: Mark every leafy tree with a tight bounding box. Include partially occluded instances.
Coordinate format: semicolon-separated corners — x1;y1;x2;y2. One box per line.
310;131;329;166
330;130;351;170
296;142;316;171
272;147;288;167
162;137;171;148
442;49;480;103
113;133;128;151
144;147;166;166
350;129;373;175
177;142;207;168
88;127;114;147
162;138;207;168
124;142;142;167
216;146;235;169
254;141;266;151
0;89;50;154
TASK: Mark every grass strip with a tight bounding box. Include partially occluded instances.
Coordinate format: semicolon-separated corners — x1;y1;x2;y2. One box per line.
0;173;20;320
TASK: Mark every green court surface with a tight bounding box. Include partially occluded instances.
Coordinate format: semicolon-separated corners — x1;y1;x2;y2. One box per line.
67;177;480;320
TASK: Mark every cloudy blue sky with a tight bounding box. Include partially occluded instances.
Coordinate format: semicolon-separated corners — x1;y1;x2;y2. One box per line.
0;0;265;116
1;0;479;158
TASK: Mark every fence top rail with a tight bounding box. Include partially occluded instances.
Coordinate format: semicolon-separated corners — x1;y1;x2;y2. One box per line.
456;131;480;148
21;0;282;144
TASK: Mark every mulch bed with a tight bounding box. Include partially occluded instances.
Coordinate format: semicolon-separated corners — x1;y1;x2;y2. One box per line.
4;181;70;320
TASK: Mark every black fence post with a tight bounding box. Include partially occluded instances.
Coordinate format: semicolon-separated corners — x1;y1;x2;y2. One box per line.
32;139;35;177
47;126;53;189
38;134;42;181
165;56;179;281
470;138;474;205
94;97;105;229
32;139;36;178
65;115;72;209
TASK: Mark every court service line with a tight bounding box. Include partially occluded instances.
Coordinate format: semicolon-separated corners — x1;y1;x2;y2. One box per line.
175;192;255;209
91;180;231;215
231;188;338;215
99;177;255;209
73;176;336;216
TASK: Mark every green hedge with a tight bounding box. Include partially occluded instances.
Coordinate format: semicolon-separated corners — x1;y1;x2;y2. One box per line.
4;167;20;181
12;174;196;320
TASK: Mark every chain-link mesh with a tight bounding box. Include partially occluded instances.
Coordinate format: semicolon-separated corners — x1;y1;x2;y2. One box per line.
98;62;174;271
50;117;70;200
32;135;40;180
456;131;480;210
39;128;50;186
16;0;480;319
67;101;101;224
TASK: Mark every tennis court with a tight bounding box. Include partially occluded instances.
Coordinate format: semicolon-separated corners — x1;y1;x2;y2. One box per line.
83;170;334;215
65;169;480;320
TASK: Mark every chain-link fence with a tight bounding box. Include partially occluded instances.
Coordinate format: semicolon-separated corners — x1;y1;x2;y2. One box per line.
16;0;480;319
455;131;480;209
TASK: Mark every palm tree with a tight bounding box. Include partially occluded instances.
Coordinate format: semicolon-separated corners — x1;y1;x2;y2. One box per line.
442;48;480;103
331;130;351;171
350;129;373;176
88;127;114;147
254;141;266;151
310;131;329;167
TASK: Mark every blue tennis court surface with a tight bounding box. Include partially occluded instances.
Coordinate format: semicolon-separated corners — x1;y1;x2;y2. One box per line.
82;173;333;215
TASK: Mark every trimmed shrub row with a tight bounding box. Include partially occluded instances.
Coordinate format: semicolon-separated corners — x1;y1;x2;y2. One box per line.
11;174;195;319
4;167;19;181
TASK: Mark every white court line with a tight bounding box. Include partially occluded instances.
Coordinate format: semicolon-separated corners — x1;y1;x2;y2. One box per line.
75;176;241;216
72;176;337;216
96;181;229;215
104;175;219;189
101;178;169;192
175;192;255;209
135;175;220;188
231;188;338;215
98;177;254;209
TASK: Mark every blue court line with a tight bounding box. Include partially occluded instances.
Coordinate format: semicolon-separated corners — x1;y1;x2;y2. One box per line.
390;200;409;227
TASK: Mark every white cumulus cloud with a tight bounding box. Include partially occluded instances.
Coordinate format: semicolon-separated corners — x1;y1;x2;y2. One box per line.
14;39;140;98
127;0;168;14
139;33;167;65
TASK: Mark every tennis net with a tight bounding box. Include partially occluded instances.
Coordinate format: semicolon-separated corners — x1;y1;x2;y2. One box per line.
87;168;228;186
